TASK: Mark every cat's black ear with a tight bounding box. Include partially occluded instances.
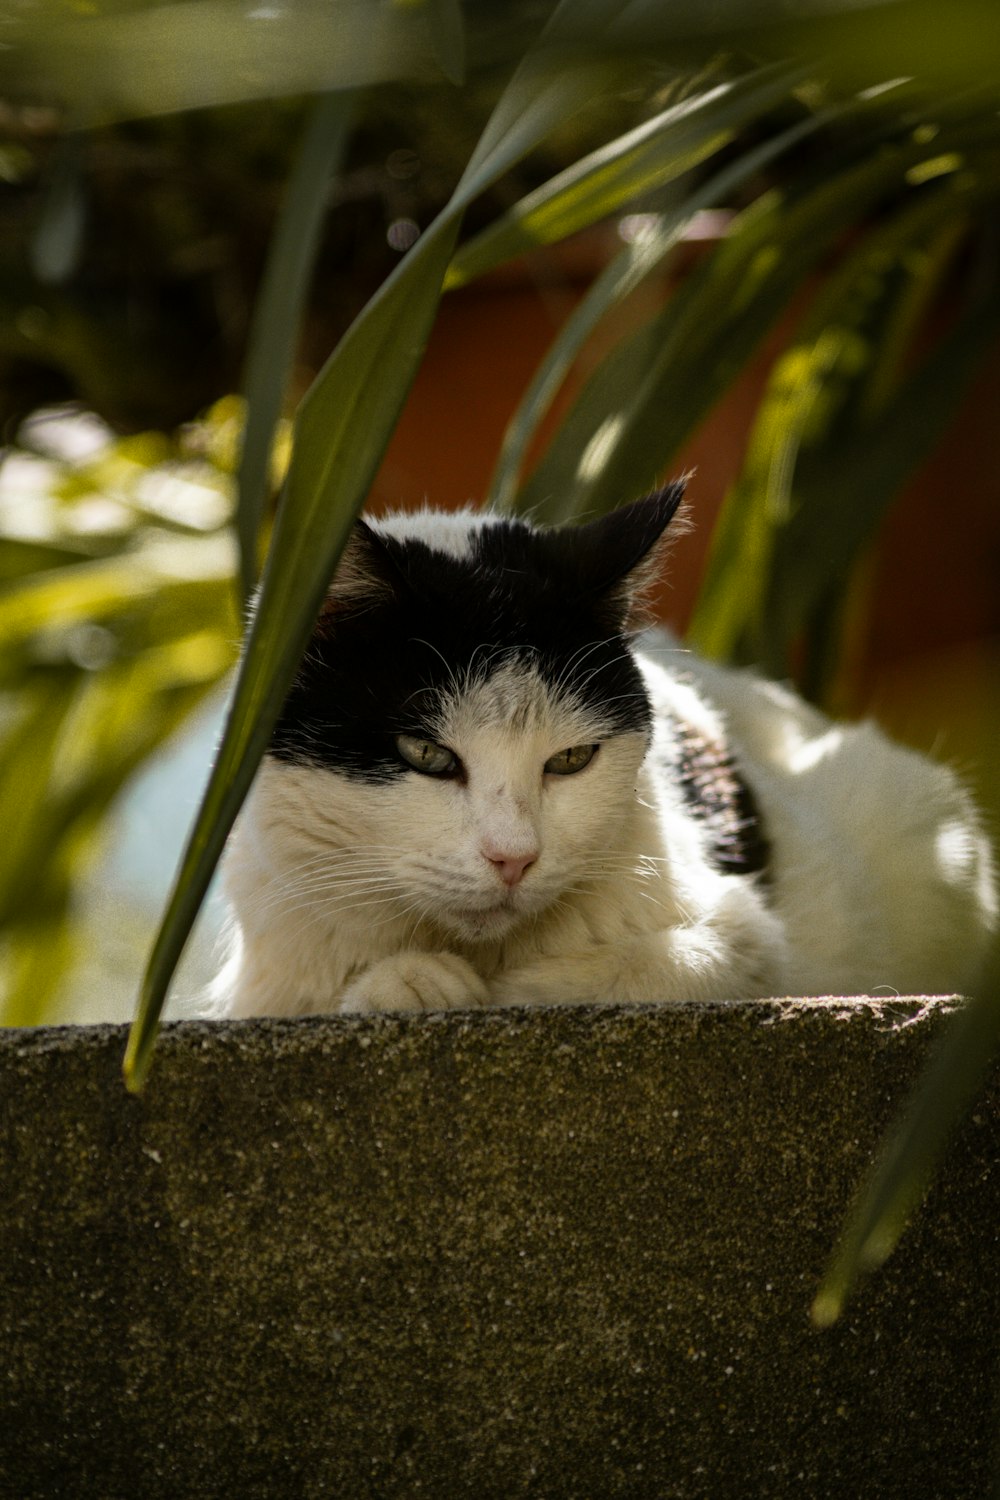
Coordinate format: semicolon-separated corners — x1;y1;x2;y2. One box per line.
317;518;408;629
570;479;690;630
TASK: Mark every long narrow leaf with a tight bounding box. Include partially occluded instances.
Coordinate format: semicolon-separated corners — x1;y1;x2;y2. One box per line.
426;0;466;87
0;537;93;583
2;907;77;1028
125;0;636;1089
10;0;438;125
0;546;232;664
236;91;354;603
0;657;227;1025
0;682;76;923
488;109;828;511
762;282;1000;670
689;178;980;665
125;217;461;1091
813;946;1000;1327
514;133;928;524
447;67;803;290
585;0;1000;94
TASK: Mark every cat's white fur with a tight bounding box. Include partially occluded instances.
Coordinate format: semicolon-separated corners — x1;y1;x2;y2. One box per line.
211;509;997;1017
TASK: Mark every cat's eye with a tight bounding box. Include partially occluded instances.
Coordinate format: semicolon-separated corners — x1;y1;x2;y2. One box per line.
395;733;459;778
544;743;598;776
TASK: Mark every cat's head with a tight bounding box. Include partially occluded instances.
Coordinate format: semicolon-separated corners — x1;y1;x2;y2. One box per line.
254;485;686;946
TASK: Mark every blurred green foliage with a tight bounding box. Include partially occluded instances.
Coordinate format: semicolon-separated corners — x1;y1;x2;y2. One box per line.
0;401;240;1022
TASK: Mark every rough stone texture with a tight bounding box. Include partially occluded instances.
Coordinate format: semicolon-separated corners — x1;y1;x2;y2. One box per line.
2;999;999;1499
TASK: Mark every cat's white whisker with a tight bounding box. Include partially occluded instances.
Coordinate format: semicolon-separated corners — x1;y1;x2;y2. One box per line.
238;878;401;923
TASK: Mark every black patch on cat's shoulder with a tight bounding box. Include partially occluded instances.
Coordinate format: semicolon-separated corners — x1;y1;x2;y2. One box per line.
664;714;770;881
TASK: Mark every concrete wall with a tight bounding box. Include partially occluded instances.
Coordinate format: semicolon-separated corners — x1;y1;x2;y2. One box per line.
2;999;998;1498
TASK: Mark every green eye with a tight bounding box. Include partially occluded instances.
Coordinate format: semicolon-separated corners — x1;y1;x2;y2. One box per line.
544;744;598;776
395;734;459;778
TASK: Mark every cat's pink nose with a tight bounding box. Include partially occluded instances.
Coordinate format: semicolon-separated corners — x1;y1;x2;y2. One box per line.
484;850;537;887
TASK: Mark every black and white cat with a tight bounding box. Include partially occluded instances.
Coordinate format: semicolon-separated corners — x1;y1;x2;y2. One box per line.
211;485;997;1017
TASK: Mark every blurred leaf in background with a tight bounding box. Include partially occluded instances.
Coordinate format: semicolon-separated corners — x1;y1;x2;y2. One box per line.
2;0;456;124
0;401;239;1024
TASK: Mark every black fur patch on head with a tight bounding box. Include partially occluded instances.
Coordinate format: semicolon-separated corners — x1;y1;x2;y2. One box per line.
269;494;682;781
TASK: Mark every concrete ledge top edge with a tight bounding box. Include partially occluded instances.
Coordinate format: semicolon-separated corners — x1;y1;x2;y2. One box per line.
0;993;965;1055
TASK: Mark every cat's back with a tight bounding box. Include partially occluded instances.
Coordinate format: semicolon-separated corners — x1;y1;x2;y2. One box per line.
638;629;997;997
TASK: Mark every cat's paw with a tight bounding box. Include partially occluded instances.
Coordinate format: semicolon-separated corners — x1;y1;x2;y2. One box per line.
339;951;489;1015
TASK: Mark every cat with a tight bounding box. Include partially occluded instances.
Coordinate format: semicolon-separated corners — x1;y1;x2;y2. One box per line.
210;484;997;1018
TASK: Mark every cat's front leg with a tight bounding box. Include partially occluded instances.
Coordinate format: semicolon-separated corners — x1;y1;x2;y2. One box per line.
491;883;786;1007
339;950;490;1015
